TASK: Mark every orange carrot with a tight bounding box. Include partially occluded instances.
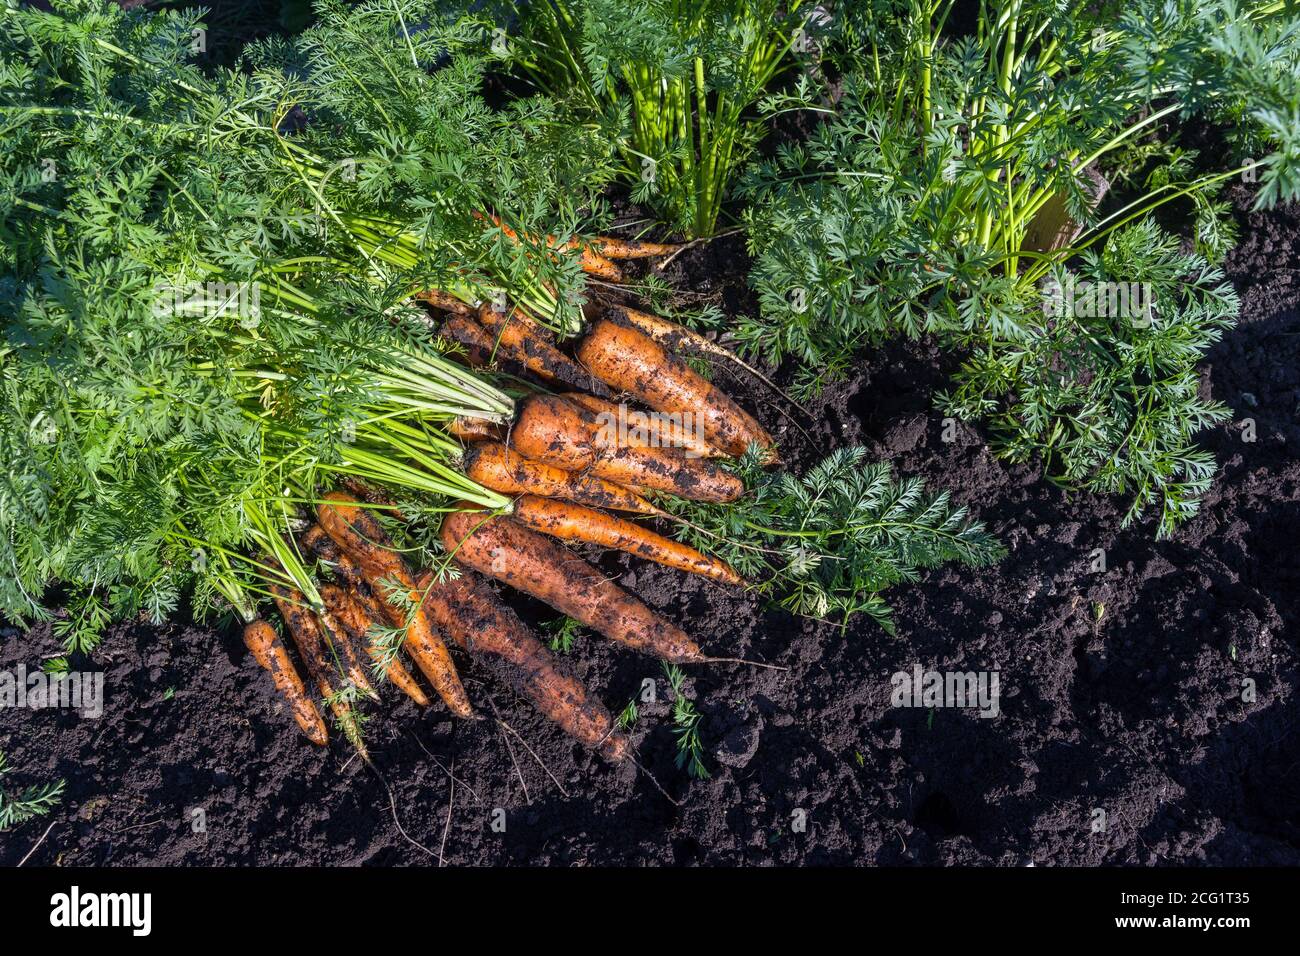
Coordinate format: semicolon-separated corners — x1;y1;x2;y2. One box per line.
510;494;743;586
320;583;431;707
416;569;628;761
316;602;379;700
562;392;725;459
510;394;744;502
302;523;365;588
242;619;329;745
268;581;368;759
414;289;475;316
317;493;475;720
607;302;801;413
576;318;776;460
587;236;681;259
476;302;611;396
441;509;706;663
463;441;664;516
439;314;529;376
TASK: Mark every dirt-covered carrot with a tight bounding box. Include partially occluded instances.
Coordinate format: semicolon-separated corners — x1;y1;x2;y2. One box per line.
477;212;624;282
268;581;368;758
317;492;475;719
604;303;803;415
414;288;475;316
416;569;628;761
511;495;743;585
439;314;529;376
587;236;681;259
242;619;329;746
463;441;664;516
510;394;743;502
576;319;776;460
302;523;366;588
476;302;611;396
320;583;430;707
316;603;379;700
562;392;725;459
441;509;705;663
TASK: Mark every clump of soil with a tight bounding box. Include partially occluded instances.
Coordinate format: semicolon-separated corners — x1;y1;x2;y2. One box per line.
2;186;1296;867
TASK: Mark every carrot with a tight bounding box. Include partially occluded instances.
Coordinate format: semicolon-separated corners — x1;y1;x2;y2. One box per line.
576;318;776;460
510;494;743;586
463;441;664;516
562;392;725;459
316;602;379;700
607;303;804;418
476;302;612;397
416;569;628;761
242;619;329;745
441;509;706;663
302;523;365;588
510;394;744;502
477;211;624;282
317;492;475;720
320;583;431;707
414;288;475;316
587;236;681;259
447;415;504;443
439;314;530;377
268;581;368;759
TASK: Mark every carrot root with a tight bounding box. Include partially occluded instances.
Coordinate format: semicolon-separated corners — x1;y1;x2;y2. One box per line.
320;583;431;707
509;394;744;503
463;441;665;516
511;494;744;586
576;318;776;460
242;619;329;745
318;493;475;720
416;569;629;762
441;508;706;664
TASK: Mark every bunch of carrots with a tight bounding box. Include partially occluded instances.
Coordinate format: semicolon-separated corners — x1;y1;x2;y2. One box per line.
242;222;779;763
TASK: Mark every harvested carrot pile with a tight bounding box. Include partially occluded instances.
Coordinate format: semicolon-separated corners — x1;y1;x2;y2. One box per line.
0;0;1002;780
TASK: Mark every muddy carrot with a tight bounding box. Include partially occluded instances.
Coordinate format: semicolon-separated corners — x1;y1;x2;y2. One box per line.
587;236;681;259
414;289;475;316
242;619;329;745
439;314;527;373
303;523;366;589
576;319;775;460
509;394;743;502
316;602;379;700
463;441;664;516
605;303;802;415
320;583;430;707
268;582;368;758
476;302;611;396
510;495;743;585
441;509;705;663
562;392;725;459
317;492;475;719
416;569;628;761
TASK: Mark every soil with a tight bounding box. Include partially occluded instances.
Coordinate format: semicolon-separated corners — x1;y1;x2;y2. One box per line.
3;172;1298;868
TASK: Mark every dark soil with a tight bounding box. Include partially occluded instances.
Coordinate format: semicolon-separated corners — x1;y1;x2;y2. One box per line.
2;180;1298;867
